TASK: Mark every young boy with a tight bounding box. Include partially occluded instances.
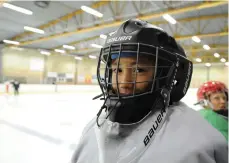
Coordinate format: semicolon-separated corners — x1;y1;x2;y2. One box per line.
71;19;228;163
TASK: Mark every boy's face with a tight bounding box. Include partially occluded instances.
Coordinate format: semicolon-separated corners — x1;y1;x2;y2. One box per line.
111;56;155;96
209;92;227;111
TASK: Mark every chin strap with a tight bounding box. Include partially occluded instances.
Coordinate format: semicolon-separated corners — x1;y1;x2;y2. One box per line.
93;93;104;100
93;91;107;127
96;96;121;127
194;99;208;106
96;96;108;127
160;88;170;108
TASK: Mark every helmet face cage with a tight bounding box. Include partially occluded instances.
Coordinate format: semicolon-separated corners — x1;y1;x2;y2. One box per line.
97;43;176;100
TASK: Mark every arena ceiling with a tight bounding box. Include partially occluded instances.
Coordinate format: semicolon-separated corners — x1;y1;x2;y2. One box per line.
0;1;228;64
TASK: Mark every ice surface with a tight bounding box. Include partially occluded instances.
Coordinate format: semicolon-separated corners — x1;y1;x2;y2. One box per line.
0;88;200;163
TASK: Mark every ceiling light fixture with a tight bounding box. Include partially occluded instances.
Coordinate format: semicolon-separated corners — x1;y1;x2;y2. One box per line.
220;58;226;63
75;56;83;60
40;51;51;56
162;14;176;24
203;44;210;50
63;45;75;50
100;34;107;39
3;3;33;15
91;43;103;48
24;26;44;34
195;58;202;62
191;36;201;43
54;49;65;53
205;63;211;67
3;39;20;45
81;5;103;18
89;55;97;59
213;53;220;58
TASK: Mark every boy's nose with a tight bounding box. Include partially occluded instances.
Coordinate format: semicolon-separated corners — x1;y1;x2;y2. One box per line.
118;68;135;94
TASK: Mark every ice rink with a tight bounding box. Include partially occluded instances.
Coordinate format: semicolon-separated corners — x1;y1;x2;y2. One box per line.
0;87;200;163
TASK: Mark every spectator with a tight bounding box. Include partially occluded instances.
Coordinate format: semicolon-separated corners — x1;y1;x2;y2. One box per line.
196;81;228;141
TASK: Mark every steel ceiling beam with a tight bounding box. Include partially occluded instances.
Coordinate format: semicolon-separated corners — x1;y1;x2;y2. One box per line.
188;52;228;58
70;48;98;53
11;1;110;41
61;44;228;55
186;44;228;49
188;46;228;53
190;53;228;58
137;1;228;20
53;14;228;49
52;31;227;51
189;53;228;58
55;36;99;49
176;32;228;40
18;1;228;46
152;13;228;25
188;53;228;63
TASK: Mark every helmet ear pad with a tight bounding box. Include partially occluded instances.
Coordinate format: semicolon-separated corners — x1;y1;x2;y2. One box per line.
170;56;193;103
153;48;193;103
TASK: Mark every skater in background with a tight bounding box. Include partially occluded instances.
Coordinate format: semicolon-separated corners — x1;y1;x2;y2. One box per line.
52;81;57;92
11;80;20;96
5;81;10;94
196;81;228;141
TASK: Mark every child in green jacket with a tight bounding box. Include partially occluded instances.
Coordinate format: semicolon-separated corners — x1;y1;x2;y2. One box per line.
197;81;228;141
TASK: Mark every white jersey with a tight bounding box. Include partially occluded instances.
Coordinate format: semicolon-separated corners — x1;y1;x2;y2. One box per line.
71;102;228;163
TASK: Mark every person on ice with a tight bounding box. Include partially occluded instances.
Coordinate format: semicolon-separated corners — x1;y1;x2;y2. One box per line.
71;19;228;163
11;80;20;96
196;81;228;141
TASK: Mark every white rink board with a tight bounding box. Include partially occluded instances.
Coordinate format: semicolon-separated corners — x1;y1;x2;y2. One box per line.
0;84;101;94
0;84;200;110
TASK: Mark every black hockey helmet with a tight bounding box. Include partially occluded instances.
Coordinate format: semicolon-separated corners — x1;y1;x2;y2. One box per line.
96;19;193;124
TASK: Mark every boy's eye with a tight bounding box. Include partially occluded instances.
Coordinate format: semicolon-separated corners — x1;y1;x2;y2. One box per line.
133;68;145;73
112;67;147;73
